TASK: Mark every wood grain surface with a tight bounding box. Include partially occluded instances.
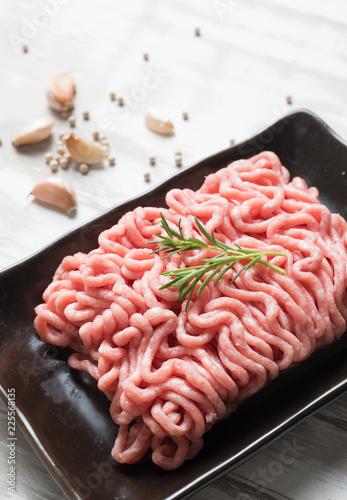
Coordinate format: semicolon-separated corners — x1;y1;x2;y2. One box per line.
0;0;346;499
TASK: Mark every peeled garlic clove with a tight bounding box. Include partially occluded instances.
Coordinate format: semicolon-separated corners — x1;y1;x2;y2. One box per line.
64;133;108;164
12;117;54;146
31;176;77;215
145;107;174;136
46;73;75;113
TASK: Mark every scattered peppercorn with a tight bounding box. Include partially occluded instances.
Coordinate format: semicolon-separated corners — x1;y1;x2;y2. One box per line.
59;157;68;169
68;116;75;127
45;152;53;164
49;159;58;172
79;163;89;175
175;157;182;168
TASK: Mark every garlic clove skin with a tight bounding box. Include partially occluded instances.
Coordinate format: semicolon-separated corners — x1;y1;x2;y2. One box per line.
145;108;174;136
64;133;108;164
30;176;77;215
12;117;54;146
46;73;75;113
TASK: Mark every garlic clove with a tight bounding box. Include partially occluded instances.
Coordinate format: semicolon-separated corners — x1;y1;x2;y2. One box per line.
64;133;108;164
46;73;75;113
30;176;77;215
12;117;54;146
145;108;174;136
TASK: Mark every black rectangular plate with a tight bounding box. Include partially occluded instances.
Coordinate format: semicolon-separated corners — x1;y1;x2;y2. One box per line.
0;109;346;500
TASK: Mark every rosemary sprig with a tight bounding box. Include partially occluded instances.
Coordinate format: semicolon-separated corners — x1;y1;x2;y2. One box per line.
148;213;286;310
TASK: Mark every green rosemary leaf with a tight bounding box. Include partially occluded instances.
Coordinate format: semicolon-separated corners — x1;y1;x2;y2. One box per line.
245;255;263;270
210;232;231;252
160;214;179;240
213;262;236;286
168;228;185;240
210;230;218;246
159;277;183;290
156;246;172;252
150;248;166;255
202;255;238;265
184;284;197;309
178;218;184;239
161;265;205;274
147;212;287;309
188;238;209;248
160;214;184;241
233;246;259;255
257;259;287;275
181;271;207;309
161;248;187;259
147;235;167;244
230;263;248;284
229;255;262;284
178;276;200;302
194;217;215;244
197;266;222;297
174;274;197;289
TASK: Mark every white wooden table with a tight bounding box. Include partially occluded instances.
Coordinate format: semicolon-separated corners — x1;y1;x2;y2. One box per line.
0;0;346;498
